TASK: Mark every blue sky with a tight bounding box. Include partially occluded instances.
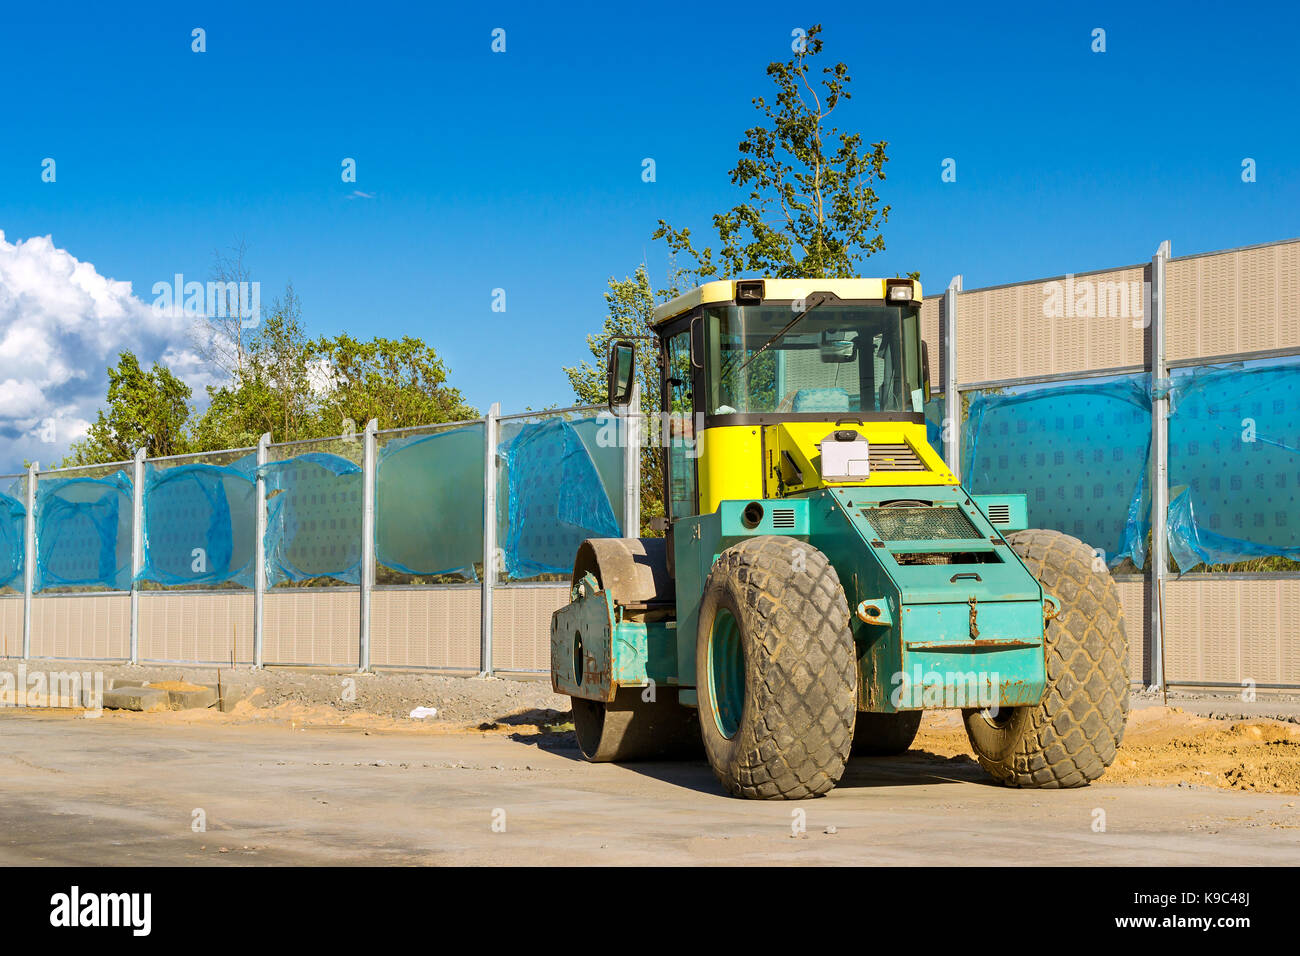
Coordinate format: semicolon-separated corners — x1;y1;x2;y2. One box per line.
1;0;1298;458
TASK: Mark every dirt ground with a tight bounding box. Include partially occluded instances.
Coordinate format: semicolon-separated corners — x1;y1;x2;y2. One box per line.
915;707;1300;795
2;661;1298;797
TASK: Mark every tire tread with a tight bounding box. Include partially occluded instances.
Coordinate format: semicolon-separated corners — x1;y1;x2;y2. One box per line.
703;536;857;799
970;529;1129;788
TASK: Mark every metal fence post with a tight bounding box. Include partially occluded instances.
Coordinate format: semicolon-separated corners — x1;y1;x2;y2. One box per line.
358;418;378;673
1150;240;1171;691
129;447;145;664
623;382;641;538
253;432;270;668
943;275;963;475
479;403;500;677
21;461;37;660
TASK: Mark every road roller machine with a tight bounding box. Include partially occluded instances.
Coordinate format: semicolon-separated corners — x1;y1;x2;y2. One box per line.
552;277;1129;799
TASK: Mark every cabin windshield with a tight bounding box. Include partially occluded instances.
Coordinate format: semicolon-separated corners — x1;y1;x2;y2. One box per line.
704;302;923;416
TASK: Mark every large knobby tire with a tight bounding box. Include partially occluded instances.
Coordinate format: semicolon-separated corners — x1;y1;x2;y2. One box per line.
696;536;857;799
963;529;1129;788
851;711;923;756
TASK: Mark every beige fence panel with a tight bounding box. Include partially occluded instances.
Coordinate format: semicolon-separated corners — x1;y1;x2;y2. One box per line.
1163;577;1300;686
0;597;22;657
29;594;130;660
262;589;359;667
920;294;942;384
1166;239;1300;362
370;587;480;670
955;265;1148;384
1114;576;1151;685
138;591;253;664
490;586;568;672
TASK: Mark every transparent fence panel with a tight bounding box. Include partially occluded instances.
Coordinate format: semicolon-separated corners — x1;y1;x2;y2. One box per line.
0;474;24;593
137;449;257;589
924;393;946;460
961;375;1152;568
262;436;363;586
34;462;134;592
1167;358;1300;569
375;422;485;584
497;410;624;582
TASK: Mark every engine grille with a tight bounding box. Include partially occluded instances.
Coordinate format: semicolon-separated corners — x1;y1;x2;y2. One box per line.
864;506;981;541
771;508;796;529
986;503;1011;525
868;443;925;471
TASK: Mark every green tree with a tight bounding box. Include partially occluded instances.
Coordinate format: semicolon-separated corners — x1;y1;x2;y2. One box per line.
189;377;274;451
314;333;478;433
69;280;480;469
564;263;692;534
192;284;315;447
63;352;192;464
255;284;315;441
653;23;891;279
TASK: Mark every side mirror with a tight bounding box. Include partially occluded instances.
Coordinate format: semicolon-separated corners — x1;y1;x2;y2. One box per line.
921;340;933;404
607;339;637;412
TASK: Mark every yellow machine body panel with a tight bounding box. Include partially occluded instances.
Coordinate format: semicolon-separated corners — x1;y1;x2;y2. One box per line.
696;425;765;515
766;421;957;495
651;277;923;327
696;421;956;514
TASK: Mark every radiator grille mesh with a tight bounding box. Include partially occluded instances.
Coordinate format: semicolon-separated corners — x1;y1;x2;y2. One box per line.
864;506;980;541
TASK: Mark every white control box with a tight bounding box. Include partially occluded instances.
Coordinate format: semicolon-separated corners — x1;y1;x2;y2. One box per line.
820;434;870;482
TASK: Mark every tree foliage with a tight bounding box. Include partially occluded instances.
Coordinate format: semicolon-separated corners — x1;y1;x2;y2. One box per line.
653;24;891;280
64;352;193;464
315;333;478;434
564;263;692;535
65;276;477;465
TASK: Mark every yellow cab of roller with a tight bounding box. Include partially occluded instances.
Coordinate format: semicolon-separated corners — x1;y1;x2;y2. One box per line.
649;277;955;520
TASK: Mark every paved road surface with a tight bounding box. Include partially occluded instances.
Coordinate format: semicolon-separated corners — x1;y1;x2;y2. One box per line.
0;711;1295;865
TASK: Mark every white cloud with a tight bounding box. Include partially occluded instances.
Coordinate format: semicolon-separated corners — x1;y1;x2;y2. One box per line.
0;231;222;471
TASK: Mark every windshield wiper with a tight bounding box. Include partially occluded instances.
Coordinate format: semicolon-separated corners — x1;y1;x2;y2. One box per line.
737;292;833;372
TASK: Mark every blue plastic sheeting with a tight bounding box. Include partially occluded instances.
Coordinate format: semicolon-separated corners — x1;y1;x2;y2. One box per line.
35;470;133;591
1167;361;1300;570
568;417;626;521
0;480;23;589
499;417;622;579
260;453;362;585
137;457;257;588
962;375;1152;568
376;426;484;578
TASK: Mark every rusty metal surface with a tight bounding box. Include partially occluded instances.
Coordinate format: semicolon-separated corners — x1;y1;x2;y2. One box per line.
904;639;1041;651
550;574;615;702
